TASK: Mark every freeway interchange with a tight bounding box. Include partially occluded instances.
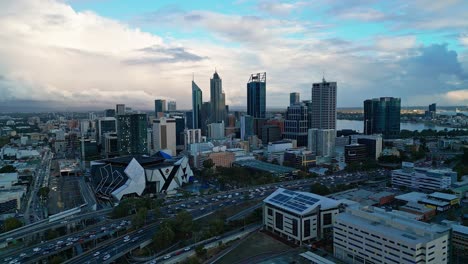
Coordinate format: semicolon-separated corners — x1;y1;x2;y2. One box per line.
2;170;377;264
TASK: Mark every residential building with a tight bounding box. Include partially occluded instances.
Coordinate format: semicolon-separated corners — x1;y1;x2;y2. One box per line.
247;72;266;118
192;80;203;129
184;129;202;150
210;71;226;123
283;103;309;147
117;113;148;155
310;78;337;129
334;206;450;264
153;117;176;156
263;188;340;244
344;143;367;163
392;162;457;191
364;97;401;139
167;101;177;112
308;129;335;157
290;92;300;106
116;104;125;115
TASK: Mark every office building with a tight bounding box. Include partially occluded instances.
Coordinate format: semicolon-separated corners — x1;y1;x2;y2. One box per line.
201;102;211;135
154;99;166;115
334;206;450;264
263;188;340;244
117;113;148;155
247;72;266;118
153;117;176;156
344;143;367;163
290;92;300;106
210;71;226;123
425;103;437;119
310;78;337;129
351;134;383;160
174;116;185;146
262;125;282;144
104;109;116;117
240;115;254;140
364;97;401;139
192;80;203;129
185;111;193;130
308;129;335;157
96;117;117;145
104;132;118;157
116;104;125;115
392;162;457;191
284;148;316;168
283;103;309;147
167;101;176;112
207;122;225;140
184;129;202;149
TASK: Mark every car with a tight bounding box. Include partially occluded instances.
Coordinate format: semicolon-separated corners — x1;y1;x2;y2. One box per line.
124;238;130;242
184;247;191;251
93;251;100;257
33;247;41;252
19;253;27;258
131;236;140;242
57;240;64;244
200;207;205;210
5;237;13;242
3;258;12;262
124;235;130;240
103;254;110;260
138;229;144;234
149;260;157;264
163;255;171;260
66;242;73;246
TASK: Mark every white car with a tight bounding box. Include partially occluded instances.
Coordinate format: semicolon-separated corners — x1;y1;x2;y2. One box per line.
103;254;110;260
163;255;171;260
93;251;100;257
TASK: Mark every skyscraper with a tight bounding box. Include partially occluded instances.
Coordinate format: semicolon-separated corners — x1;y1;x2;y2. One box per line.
168;101;177;112
104;109;116;117
210;71;226;123
153;117;176;156
290;92;300;106
154;99;166;115
117;113;148;155
116;104;125;115
192;80;203;129
308;129;335;157
363;97;401;139
247;72;266;118
283;103;309;147
240;115;254;140
310;78;337;129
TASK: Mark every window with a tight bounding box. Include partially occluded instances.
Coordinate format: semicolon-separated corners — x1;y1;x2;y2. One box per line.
304;219;311;237
275;212;283;230
323;213;332;225
292;219;298;236
268;208;273;216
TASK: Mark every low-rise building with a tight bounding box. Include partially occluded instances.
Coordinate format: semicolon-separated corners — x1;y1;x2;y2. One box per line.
392;162;457;191
399;202;436;221
263;188;340;245
334;206;450;264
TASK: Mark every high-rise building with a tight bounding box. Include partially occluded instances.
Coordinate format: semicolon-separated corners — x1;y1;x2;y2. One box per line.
168;101;177;112
184;129;202;150
207;122;225;140
185;111;193;129
308;129;335;157
201;102;211;135
247;72;266;118
154;99;166;115
192;80;203;129
351;134;383;160
210;71;226;123
117;113;148;155
261;125;281;144
104;109;116;118
290;92;300;106
425;103;437;119
283;103;309;147
429;103;436;112
116;104;125;115
153;117;176;156
310;78;337;129
344;143;367;163
96;117;117;145
174;116;185;146
240;115;254;140
364;97;401;139
103;132;118;158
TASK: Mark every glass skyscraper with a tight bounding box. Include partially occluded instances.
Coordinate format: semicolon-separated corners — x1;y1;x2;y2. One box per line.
247;72;266;118
154;99;166;115
117;113;148;155
364;97;401;139
210;71;226;123
192;80;203;129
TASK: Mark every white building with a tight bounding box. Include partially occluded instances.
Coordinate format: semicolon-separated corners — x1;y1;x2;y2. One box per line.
153;117;176;156
334;206;450;264
207;122;225;140
184;129;202;149
392;162;457;191
263;188;340;245
0;173;18;189
308;128;335;157
351;134;383;160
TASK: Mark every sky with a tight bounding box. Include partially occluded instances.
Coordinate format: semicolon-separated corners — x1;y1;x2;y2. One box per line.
0;0;467;112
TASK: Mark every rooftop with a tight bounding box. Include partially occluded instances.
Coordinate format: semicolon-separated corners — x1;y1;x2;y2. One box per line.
234;160;296;175
264;188;339;215
395;192;428;203
428;192;458;201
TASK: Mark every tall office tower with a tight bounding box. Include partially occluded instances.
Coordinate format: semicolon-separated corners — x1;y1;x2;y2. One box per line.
210;70;226;123
425;103;437;119
168;101;177;112
116;104;125;115
104;109;116;118
174;116;185;146
247;72;266;118
261;125;281;144
290;92;300;106
363;97;401;139
240;115;254;140
429;103;436;112
153;117;176;156
192;80;203;129
201;102;211;135
96;117;117;145
117;113;148;155
185;111;193;129
308;128;336;157
283;103;309;147
310;78;337;129
154;99;166;115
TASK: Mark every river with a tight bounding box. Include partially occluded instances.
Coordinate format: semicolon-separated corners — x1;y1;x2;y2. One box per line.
337;119;458;133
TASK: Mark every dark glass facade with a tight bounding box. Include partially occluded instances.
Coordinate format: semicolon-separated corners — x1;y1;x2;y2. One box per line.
247;72;266;118
283;103;309;147
117;113;148;155
192;81;203;129
364;97;401;139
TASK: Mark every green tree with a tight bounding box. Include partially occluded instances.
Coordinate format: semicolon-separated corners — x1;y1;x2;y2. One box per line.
4;217;23;232
0;165;16;173
46;229;60;240
37;187;50;200
195;245;207;258
310;183;331;195
153;222;175;250
50;256;64;264
132;207;148;228
202;159;215;170
173;211;193;238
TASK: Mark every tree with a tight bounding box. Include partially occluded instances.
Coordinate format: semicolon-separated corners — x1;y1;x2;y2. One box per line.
0;165;16;173
37;187;50;200
4;217;23;232
195;245;207;258
202;159;215;170
132;207;148;228
310;183;331;195
46;229;60;240
173;211;193;238
50;256;64;264
153;222;175;250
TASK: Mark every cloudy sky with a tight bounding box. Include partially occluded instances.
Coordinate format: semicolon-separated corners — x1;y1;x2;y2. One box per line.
0;0;467;112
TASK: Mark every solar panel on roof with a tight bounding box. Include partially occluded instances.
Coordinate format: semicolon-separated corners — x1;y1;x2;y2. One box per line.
283;189;296;195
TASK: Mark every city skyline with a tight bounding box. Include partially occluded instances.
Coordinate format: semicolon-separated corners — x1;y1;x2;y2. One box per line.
0;0;467;112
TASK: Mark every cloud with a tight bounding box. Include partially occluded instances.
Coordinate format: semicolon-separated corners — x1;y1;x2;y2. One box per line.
256;0;309;16
445;89;468;102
